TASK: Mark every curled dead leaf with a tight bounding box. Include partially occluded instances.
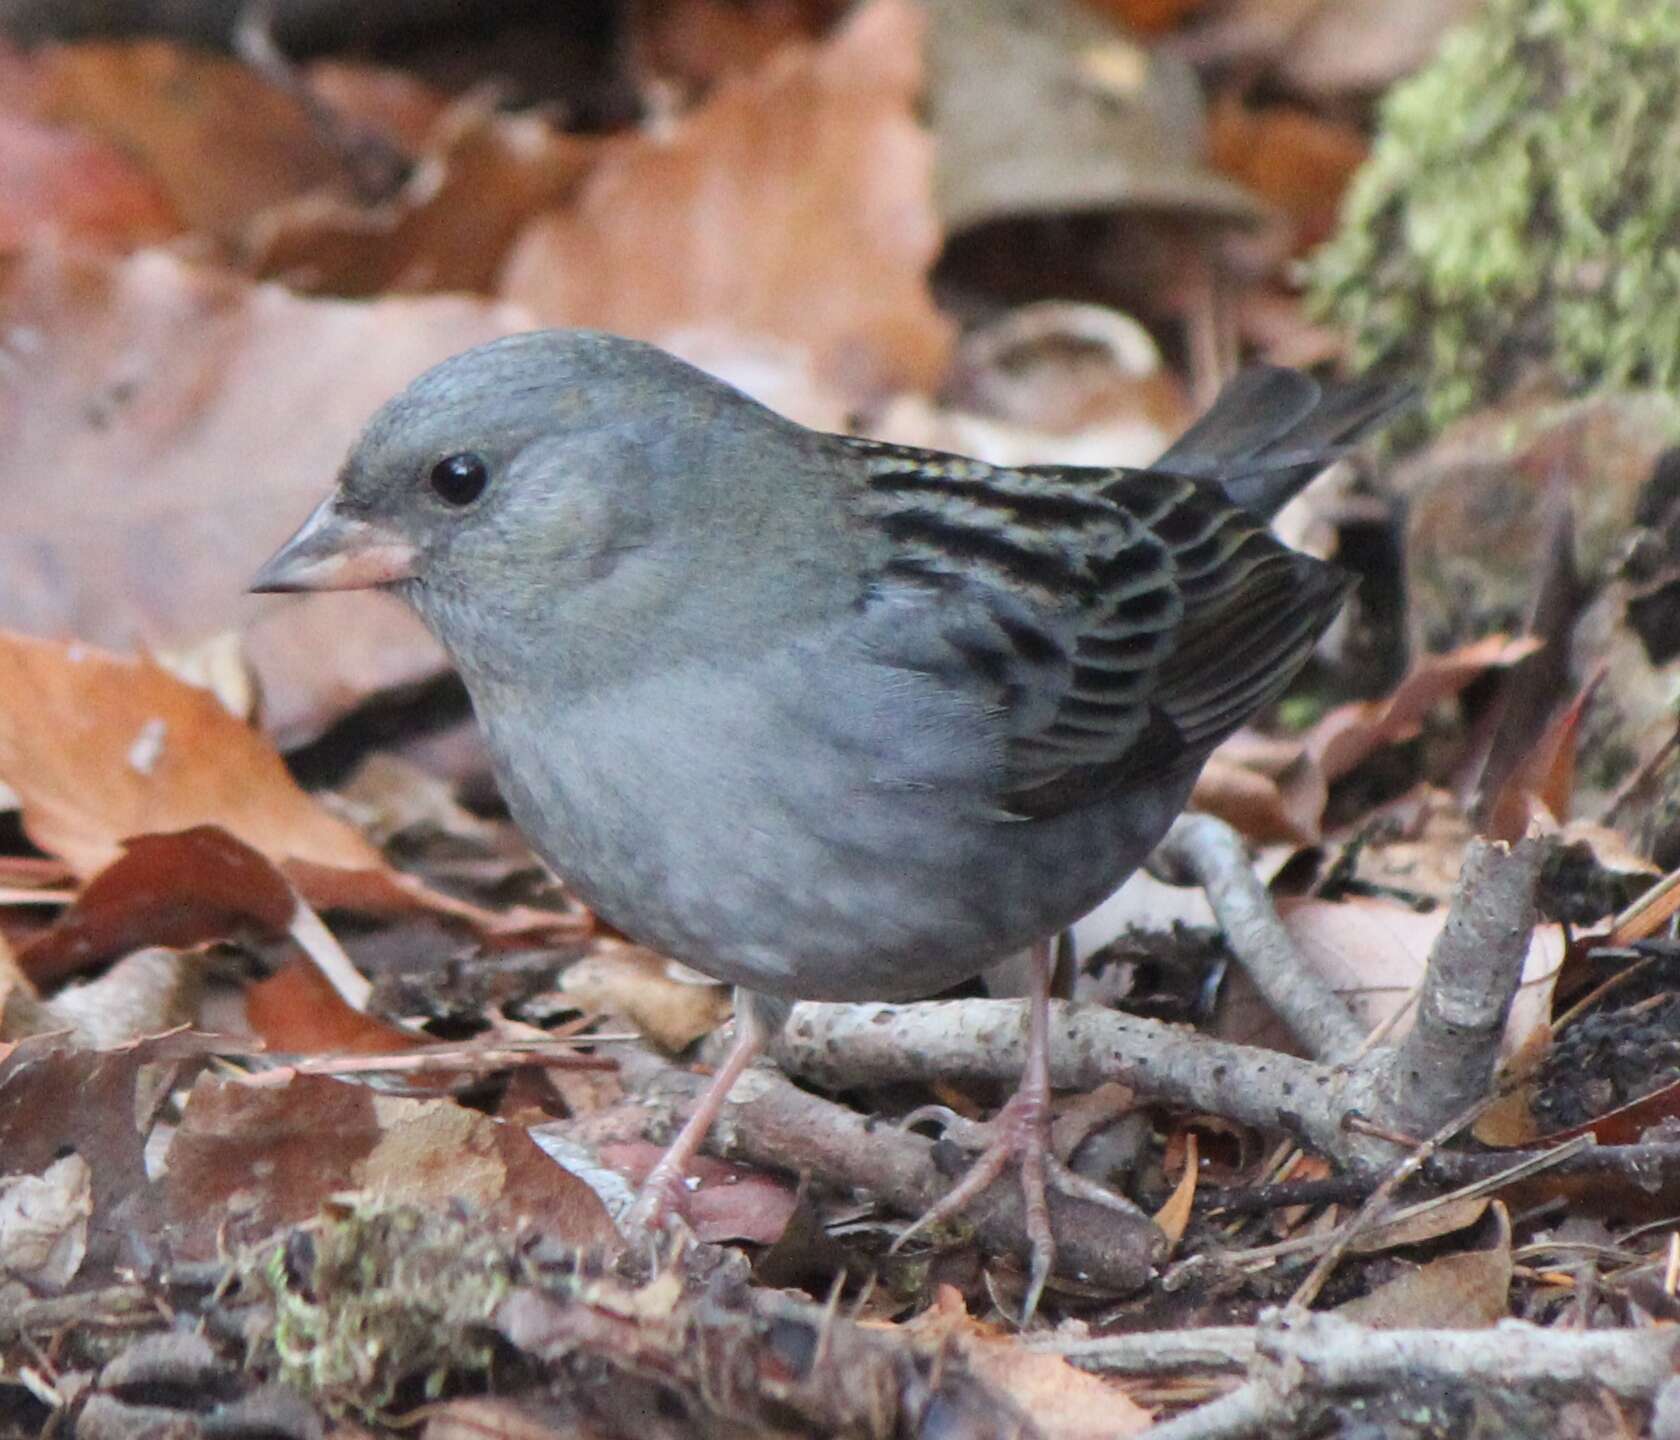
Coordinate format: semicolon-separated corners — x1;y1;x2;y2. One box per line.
500;0;951;400
0;632;577;941
561;945;732;1053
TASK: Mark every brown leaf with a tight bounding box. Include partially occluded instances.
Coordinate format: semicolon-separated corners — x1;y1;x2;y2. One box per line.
1205;95;1368;250
0;634;575;938
1216;896;1565;1057
1338;1208;1512;1328
0;1031;211;1276
561;946;732;1052
1485;666;1606;843
18;826;299;983
1080;0;1211;34
246;955;423;1057
163;1071;619;1259
252;95;597;297
0;633;383;881
1152;1129;1198;1251
0;109;179;250
0;1152;92;1294
1305;634;1543;783
900;1286;1153;1439
1191;753;1325;845
31;41;341;243
500;0;951;399
596;1142;796;1245
303;59;451;157
1180;0;1476;98
0;245;528;745
632;0;845;88
420;1399;576;1440
20;945;200;1047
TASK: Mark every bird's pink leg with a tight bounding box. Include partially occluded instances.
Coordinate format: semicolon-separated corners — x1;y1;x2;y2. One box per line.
625;1004;769;1234
893;938;1145;1320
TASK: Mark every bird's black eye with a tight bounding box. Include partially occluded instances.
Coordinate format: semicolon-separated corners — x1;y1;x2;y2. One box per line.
429;452;489;507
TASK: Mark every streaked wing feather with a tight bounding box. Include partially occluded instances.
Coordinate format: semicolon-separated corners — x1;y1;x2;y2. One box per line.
839;368;1386;822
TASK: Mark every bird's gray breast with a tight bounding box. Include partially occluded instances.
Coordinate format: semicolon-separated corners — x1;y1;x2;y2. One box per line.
471;627;1187;1001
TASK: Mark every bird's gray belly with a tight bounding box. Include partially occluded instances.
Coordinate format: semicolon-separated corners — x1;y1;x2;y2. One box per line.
476;663;1196;1003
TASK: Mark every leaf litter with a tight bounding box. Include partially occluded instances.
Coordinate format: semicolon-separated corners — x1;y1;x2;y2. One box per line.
0;2;1677;1436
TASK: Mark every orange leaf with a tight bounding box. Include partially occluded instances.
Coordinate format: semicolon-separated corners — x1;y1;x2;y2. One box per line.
18;825;295;983
1484;665;1606;844
0;631;383;881
499;0;951;398
246;955;421;1056
32;40;338;241
0;631;575;937
1206;96;1368;250
1306;634;1543;782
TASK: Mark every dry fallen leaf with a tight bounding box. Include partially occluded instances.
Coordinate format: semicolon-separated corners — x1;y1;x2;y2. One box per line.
164;1071;619;1260
1191;751;1325;845
1152;1128;1198;1251
900;1286;1153;1439
245;954;424;1057
0;108;178;250
419;1398;577;1440
20;945;199;1047
0;244;531;745
0;631;385;880
1338;1205;1512;1328
1206;95;1369;250
1485;666;1606;843
1306;634;1544;783
500;0;951;400
30;40;341;244
0;1031;210;1277
1216;895;1565;1058
252;95;597;297
631;0;844;90
594;1142;797;1246
561;945;732;1052
0;1152;92;1296
0;633;575;937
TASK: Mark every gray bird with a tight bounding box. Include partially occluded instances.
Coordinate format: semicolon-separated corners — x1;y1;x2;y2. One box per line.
253;330;1399;1316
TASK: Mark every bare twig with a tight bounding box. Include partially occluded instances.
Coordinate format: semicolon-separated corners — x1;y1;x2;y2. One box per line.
776;999;1394;1169
1156;814;1367;1064
1387;836;1543;1136
1045;1310;1680;1405
616;1043;1164;1295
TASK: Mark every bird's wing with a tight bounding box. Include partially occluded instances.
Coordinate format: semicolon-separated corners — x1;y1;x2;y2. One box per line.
842;438;1352;821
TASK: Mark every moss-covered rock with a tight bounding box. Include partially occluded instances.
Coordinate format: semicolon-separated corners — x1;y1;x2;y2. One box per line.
1309;0;1680;431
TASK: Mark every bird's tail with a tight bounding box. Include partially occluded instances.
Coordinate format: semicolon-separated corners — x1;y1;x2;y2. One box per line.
1154;366;1410;519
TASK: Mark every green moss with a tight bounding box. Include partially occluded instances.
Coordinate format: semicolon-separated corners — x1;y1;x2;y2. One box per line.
1308;0;1680;431
244;1202;522;1419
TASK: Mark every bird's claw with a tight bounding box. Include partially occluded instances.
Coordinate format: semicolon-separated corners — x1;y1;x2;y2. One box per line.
899;1102;990;1149
623;1158;696;1239
892;1086;1145;1323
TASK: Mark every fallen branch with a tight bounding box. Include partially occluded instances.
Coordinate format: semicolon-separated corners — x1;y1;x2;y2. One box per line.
616;1043;1163;1295
775;999;1392;1169
1386;836;1544;1136
1045;1312;1678;1440
1155;814;1367;1064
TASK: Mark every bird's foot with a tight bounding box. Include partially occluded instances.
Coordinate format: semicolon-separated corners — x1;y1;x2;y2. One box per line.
623;1149;698;1237
619;1002;772;1243
894;1087;1146;1321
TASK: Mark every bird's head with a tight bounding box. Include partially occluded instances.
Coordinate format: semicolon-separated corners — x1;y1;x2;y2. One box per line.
251;328;810;687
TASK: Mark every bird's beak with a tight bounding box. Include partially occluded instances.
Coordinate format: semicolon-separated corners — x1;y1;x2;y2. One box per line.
250;496;418;593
